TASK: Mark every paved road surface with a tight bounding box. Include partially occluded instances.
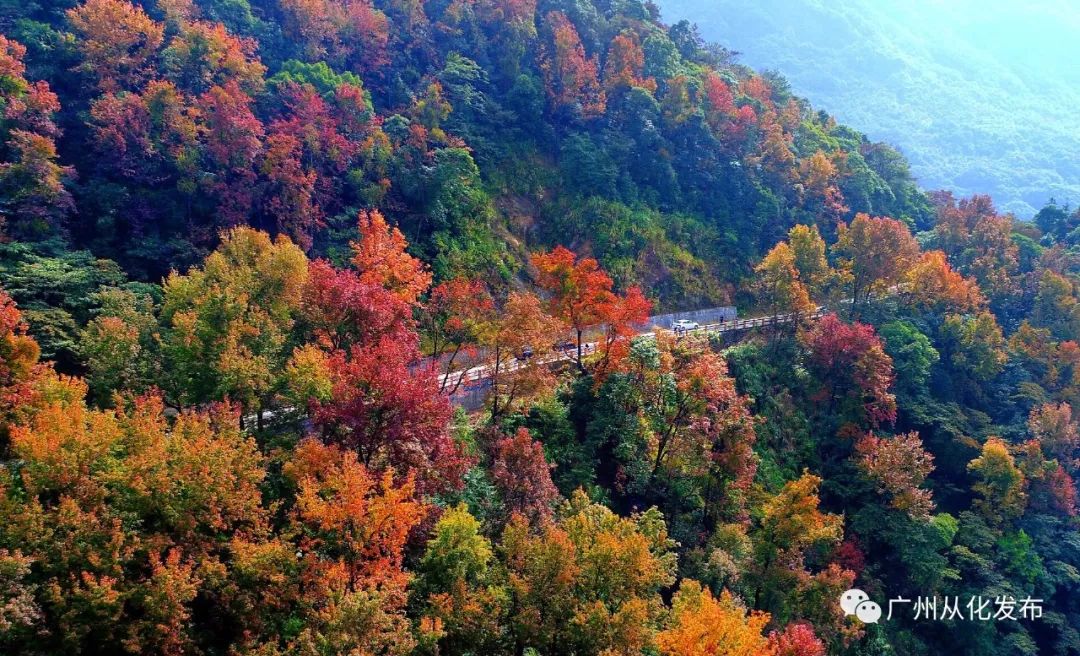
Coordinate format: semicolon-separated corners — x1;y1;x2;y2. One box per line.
441;306;827;392
245;306;828;424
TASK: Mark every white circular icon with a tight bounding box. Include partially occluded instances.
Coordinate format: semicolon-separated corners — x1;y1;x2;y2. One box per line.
840;589;869;616
855;600;882;624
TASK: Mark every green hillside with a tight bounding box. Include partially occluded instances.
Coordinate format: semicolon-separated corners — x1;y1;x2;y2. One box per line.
659;0;1080;217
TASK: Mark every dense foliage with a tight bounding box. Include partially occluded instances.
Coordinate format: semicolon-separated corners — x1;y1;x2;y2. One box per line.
2;1;1080;655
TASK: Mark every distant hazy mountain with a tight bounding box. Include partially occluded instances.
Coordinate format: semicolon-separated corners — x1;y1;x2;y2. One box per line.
659;0;1080;217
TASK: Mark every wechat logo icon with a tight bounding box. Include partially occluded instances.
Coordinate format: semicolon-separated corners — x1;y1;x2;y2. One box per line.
840;589;882;624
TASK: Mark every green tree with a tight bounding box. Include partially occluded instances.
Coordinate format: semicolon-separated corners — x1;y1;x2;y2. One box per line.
939;312;1007;383
80;287;159;404
878;321;938;396
160;227;308;421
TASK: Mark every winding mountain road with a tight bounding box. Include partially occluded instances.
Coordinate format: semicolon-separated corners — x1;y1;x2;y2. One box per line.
440;306;827;394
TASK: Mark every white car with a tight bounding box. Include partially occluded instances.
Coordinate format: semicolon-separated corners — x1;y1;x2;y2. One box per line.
672;319;700;332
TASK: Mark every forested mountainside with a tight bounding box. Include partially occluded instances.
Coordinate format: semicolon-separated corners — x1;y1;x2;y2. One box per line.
3;1;1080;655
657;0;1080;218
0;0;933;312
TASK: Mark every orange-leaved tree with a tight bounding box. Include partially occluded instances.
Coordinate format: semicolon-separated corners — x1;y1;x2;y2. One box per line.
754;241;815;321
539;11;605;119
833;213;919;310
603;31;656;94
657;580;773;656
282;438;424;655
419;277;495;394
3;392;270;653
351;209;432;305
67;0;165;93
482;291;563;421
532;245;649;374
855;431;936;519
